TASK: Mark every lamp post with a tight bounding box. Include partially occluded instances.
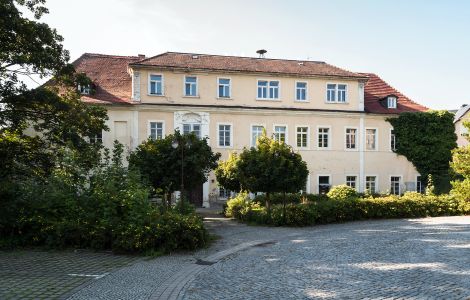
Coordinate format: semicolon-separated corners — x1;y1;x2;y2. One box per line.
172;135;191;207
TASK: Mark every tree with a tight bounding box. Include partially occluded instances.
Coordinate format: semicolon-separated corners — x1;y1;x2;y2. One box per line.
129;131;221;206
451;121;470;201
236;133;308;213
215;152;242;193
387;111;457;193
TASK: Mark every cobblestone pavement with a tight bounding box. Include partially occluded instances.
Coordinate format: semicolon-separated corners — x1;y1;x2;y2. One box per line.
183;217;470;300
0;250;140;300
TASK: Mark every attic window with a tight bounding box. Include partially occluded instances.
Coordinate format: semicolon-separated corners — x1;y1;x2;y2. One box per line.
192;55;199;59
78;84;91;95
387;96;397;109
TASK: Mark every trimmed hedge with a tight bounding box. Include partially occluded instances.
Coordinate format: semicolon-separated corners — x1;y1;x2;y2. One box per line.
226;192;470;227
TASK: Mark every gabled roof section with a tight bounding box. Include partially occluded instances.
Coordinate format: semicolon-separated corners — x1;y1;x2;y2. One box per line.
361;73;428;114
73;53;143;104
130;52;368;79
454;104;470;123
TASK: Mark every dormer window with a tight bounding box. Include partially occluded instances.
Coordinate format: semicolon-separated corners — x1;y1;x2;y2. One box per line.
387;96;397;109
78;84;91;95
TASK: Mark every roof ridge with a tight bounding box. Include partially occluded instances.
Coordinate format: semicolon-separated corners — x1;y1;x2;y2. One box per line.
82;52;141;59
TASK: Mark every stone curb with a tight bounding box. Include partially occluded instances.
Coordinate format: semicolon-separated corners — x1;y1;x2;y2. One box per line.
149;239;274;300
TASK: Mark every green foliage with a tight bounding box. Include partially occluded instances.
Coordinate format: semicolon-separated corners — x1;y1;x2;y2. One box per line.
129;131;220;198
387;111;457;193
0;142;208;253
450;121;470;202
215;152;242;192
228;193;469;227
236;133;309;211
327;185;359;201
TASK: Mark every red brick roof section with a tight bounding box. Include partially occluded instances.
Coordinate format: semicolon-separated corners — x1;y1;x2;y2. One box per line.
361;73;428;114
131;52;367;79
73;53;142;104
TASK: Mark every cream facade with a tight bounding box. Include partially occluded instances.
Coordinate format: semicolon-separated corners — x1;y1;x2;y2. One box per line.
96;65;421;207
455;109;469;147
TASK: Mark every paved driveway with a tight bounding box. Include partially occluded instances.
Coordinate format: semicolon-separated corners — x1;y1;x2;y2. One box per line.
181;217;470;300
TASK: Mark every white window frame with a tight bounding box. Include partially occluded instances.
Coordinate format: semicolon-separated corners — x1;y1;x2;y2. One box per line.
390;128;396;152
148;73;164;96
182;123;202;139
184;75;198;97
295;81;308;102
89;131;103;144
390;175;402;195
295;125;309;149
365;127;378;151
317;174;331;194
365;175;378;194
217;77;231;99
416;175;424;193
256;79;280;100
217;122;233;148
317;125;331;150
218;186;232;199
148;120;165;140
325;83;348;103
387;96;397;109
344;127;358;151
273;124;288;144
250;124;266;147
345;175;358;191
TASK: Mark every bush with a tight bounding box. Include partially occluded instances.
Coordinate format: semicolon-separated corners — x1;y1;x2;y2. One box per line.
327;185;359;201
229;193;469;227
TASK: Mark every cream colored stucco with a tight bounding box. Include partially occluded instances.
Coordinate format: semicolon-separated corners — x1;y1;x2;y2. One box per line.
455;113;470;147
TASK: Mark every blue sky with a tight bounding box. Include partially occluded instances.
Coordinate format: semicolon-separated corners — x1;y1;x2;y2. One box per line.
42;0;470;110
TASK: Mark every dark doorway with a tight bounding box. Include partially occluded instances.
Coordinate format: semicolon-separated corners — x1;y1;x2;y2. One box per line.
188;185;203;207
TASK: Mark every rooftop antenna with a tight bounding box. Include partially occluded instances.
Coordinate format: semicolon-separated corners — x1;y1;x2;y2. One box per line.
256;49;267;58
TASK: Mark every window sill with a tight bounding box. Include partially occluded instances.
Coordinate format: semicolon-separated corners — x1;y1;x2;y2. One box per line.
217;97;233;100
217;146;233;149
345;148;359;152
317;147;331;151
182;95;200;99
147;94;165;97
294;100;310;103
256;98;281;102
325;101;349;104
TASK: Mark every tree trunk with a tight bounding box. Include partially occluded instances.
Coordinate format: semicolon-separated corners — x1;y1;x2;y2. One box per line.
283;191;287;225
266;192;271;214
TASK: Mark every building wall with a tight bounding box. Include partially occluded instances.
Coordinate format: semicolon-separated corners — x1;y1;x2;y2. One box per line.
133;68;364;112
103;105;420;206
455;114;470;147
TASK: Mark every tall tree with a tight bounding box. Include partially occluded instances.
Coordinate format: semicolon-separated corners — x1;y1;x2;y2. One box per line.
451;121;470;201
215;152;242;193
129;131;221;206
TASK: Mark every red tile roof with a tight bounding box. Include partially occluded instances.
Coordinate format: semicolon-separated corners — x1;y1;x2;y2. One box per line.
361;73;428;114
73;53;141;104
131;52;368;79
73;52;428;114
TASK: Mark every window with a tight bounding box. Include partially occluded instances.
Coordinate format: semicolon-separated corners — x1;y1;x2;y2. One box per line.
184;76;197;96
149;122;164;140
219;187;232;199
257;80;279;99
346;176;357;189
366;176;377;194
251;125;264;147
89;132;102;144
318;176;330;194
183;123;201;138
387;96;397;109
318;127;330;148
296;82;307;101
345;128;357;149
274;126;287;143
390;176;401;195
416;176;424;193
460;124;469;137
296;127;308;148
326;84;347;103
365;129;377;150
218;124;232;147
390;129;396;151
218;78;231;98
78;84;91;95
149;74;163;95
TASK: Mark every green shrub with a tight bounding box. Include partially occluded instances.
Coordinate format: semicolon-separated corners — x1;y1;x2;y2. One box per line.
225;192;251;218
451;179;470;201
327;185;359;201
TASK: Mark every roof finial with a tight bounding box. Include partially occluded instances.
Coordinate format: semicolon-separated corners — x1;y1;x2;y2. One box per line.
256;49;267;58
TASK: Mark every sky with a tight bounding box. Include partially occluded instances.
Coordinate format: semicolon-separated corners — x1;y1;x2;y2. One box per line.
38;0;470;110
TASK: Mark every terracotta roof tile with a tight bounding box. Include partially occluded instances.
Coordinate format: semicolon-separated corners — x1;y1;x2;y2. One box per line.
73;53;142;104
131;52;367;79
360;73;428;114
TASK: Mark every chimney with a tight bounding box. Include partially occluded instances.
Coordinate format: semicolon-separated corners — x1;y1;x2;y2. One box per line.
138;54;146;59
